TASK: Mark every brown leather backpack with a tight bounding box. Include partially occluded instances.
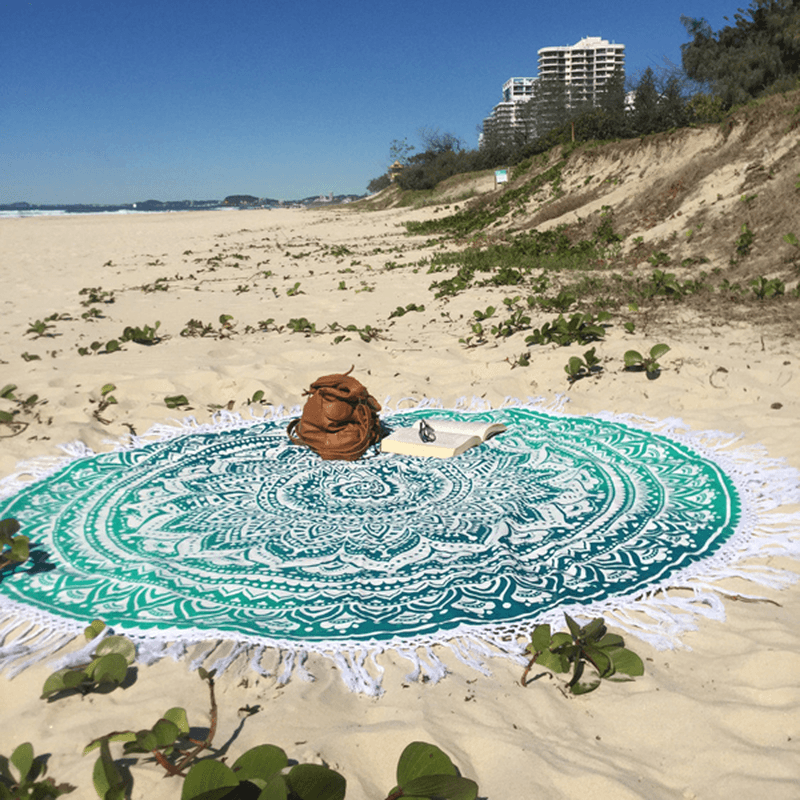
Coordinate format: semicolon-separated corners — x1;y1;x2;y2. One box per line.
287;368;382;461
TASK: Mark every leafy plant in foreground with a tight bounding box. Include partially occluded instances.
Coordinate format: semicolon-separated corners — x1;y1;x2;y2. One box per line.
0;742;75;799
624;343;671;378
83;666;478;800
564;347;601;384
0;517;29;572
41;620;136;700
522;614;644;695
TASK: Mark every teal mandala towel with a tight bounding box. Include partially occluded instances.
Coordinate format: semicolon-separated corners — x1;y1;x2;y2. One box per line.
1;403;799;693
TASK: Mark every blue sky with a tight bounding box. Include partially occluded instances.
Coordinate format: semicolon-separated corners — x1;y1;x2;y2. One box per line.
3;0;738;204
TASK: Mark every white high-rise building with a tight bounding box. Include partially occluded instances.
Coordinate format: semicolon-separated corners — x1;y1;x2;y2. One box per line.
537;36;625;108
481;36;625;148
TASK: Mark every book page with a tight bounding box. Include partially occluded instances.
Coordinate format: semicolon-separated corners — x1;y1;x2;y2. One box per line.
424;418;506;441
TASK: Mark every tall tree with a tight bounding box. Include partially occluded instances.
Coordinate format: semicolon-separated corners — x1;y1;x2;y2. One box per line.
681;0;800;107
630;67;661;134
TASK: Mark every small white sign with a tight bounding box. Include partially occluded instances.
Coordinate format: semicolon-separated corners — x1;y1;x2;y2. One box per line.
495;169;508;184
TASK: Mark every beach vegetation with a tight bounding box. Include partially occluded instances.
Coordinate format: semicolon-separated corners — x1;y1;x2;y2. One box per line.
82;666;477;800
490;296;532;338
164;395;191;409
522;614;644;695
286;281;304;296
0;517;29;572
141;277;169;292
734;223;755;258
329;322;382;343
526;312;611;347
79;287;115;306
749;276;785;299
680;2;800;108
21;352;41;362
389;303;425;318
41;620;136;701
90;384;118;425
0;742;75;798
120;321;161;345
246;390;266;405
565;347;602;384
0;385;48;436
181;315;235;339
624;343;671;377
287;317;318;335
81;307;104;321
77;340;121;356
26;319;57;338
506;352;531;368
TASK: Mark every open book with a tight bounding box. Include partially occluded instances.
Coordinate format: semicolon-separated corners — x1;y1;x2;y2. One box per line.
380;418;507;459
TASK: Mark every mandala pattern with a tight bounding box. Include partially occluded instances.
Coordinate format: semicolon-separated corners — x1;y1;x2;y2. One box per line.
0;408;740;645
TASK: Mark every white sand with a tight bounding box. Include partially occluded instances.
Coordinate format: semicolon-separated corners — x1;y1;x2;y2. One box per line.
1;202;798;799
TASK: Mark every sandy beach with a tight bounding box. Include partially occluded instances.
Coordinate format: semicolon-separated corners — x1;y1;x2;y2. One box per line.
2;136;799;800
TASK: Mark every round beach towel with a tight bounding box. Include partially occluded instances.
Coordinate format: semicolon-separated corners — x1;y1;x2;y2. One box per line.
1;403;797;692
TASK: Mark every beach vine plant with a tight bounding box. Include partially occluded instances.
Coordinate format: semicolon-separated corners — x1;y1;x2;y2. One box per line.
0;742;75;799
84;667;478;800
522;614;644;695
41;620;136;700
564;347;602;384
0;517;28;572
624;343;671;377
526;311;610;347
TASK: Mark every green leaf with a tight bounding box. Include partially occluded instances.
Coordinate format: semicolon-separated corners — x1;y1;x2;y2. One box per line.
256;774;290;800
90;652;128;685
100;384;116;396
134;730;158;752
164;395;190;409
402;774;478;800
0;385;17;399
181;761;239;800
0;518;20;538
151;719;180;748
95;635;136;664
624;350;643;367
93;739;127;800
536;648;569;674
582;644;613;678
649;343;670;361
397;742;456;785
163;707;190;736
530;623;551;653
9;535;29;562
565;356;583;376
84;620;106;641
83;733;136;756
105;340;121;353
41;670;69;699
285;764;345;800
582;618;606;642
610;647;645;677
570;678;601;695
596;633;625;650
62;668;87;690
550;632;572;648
10;742;34;783
232;745;288;784
564;614;581;639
